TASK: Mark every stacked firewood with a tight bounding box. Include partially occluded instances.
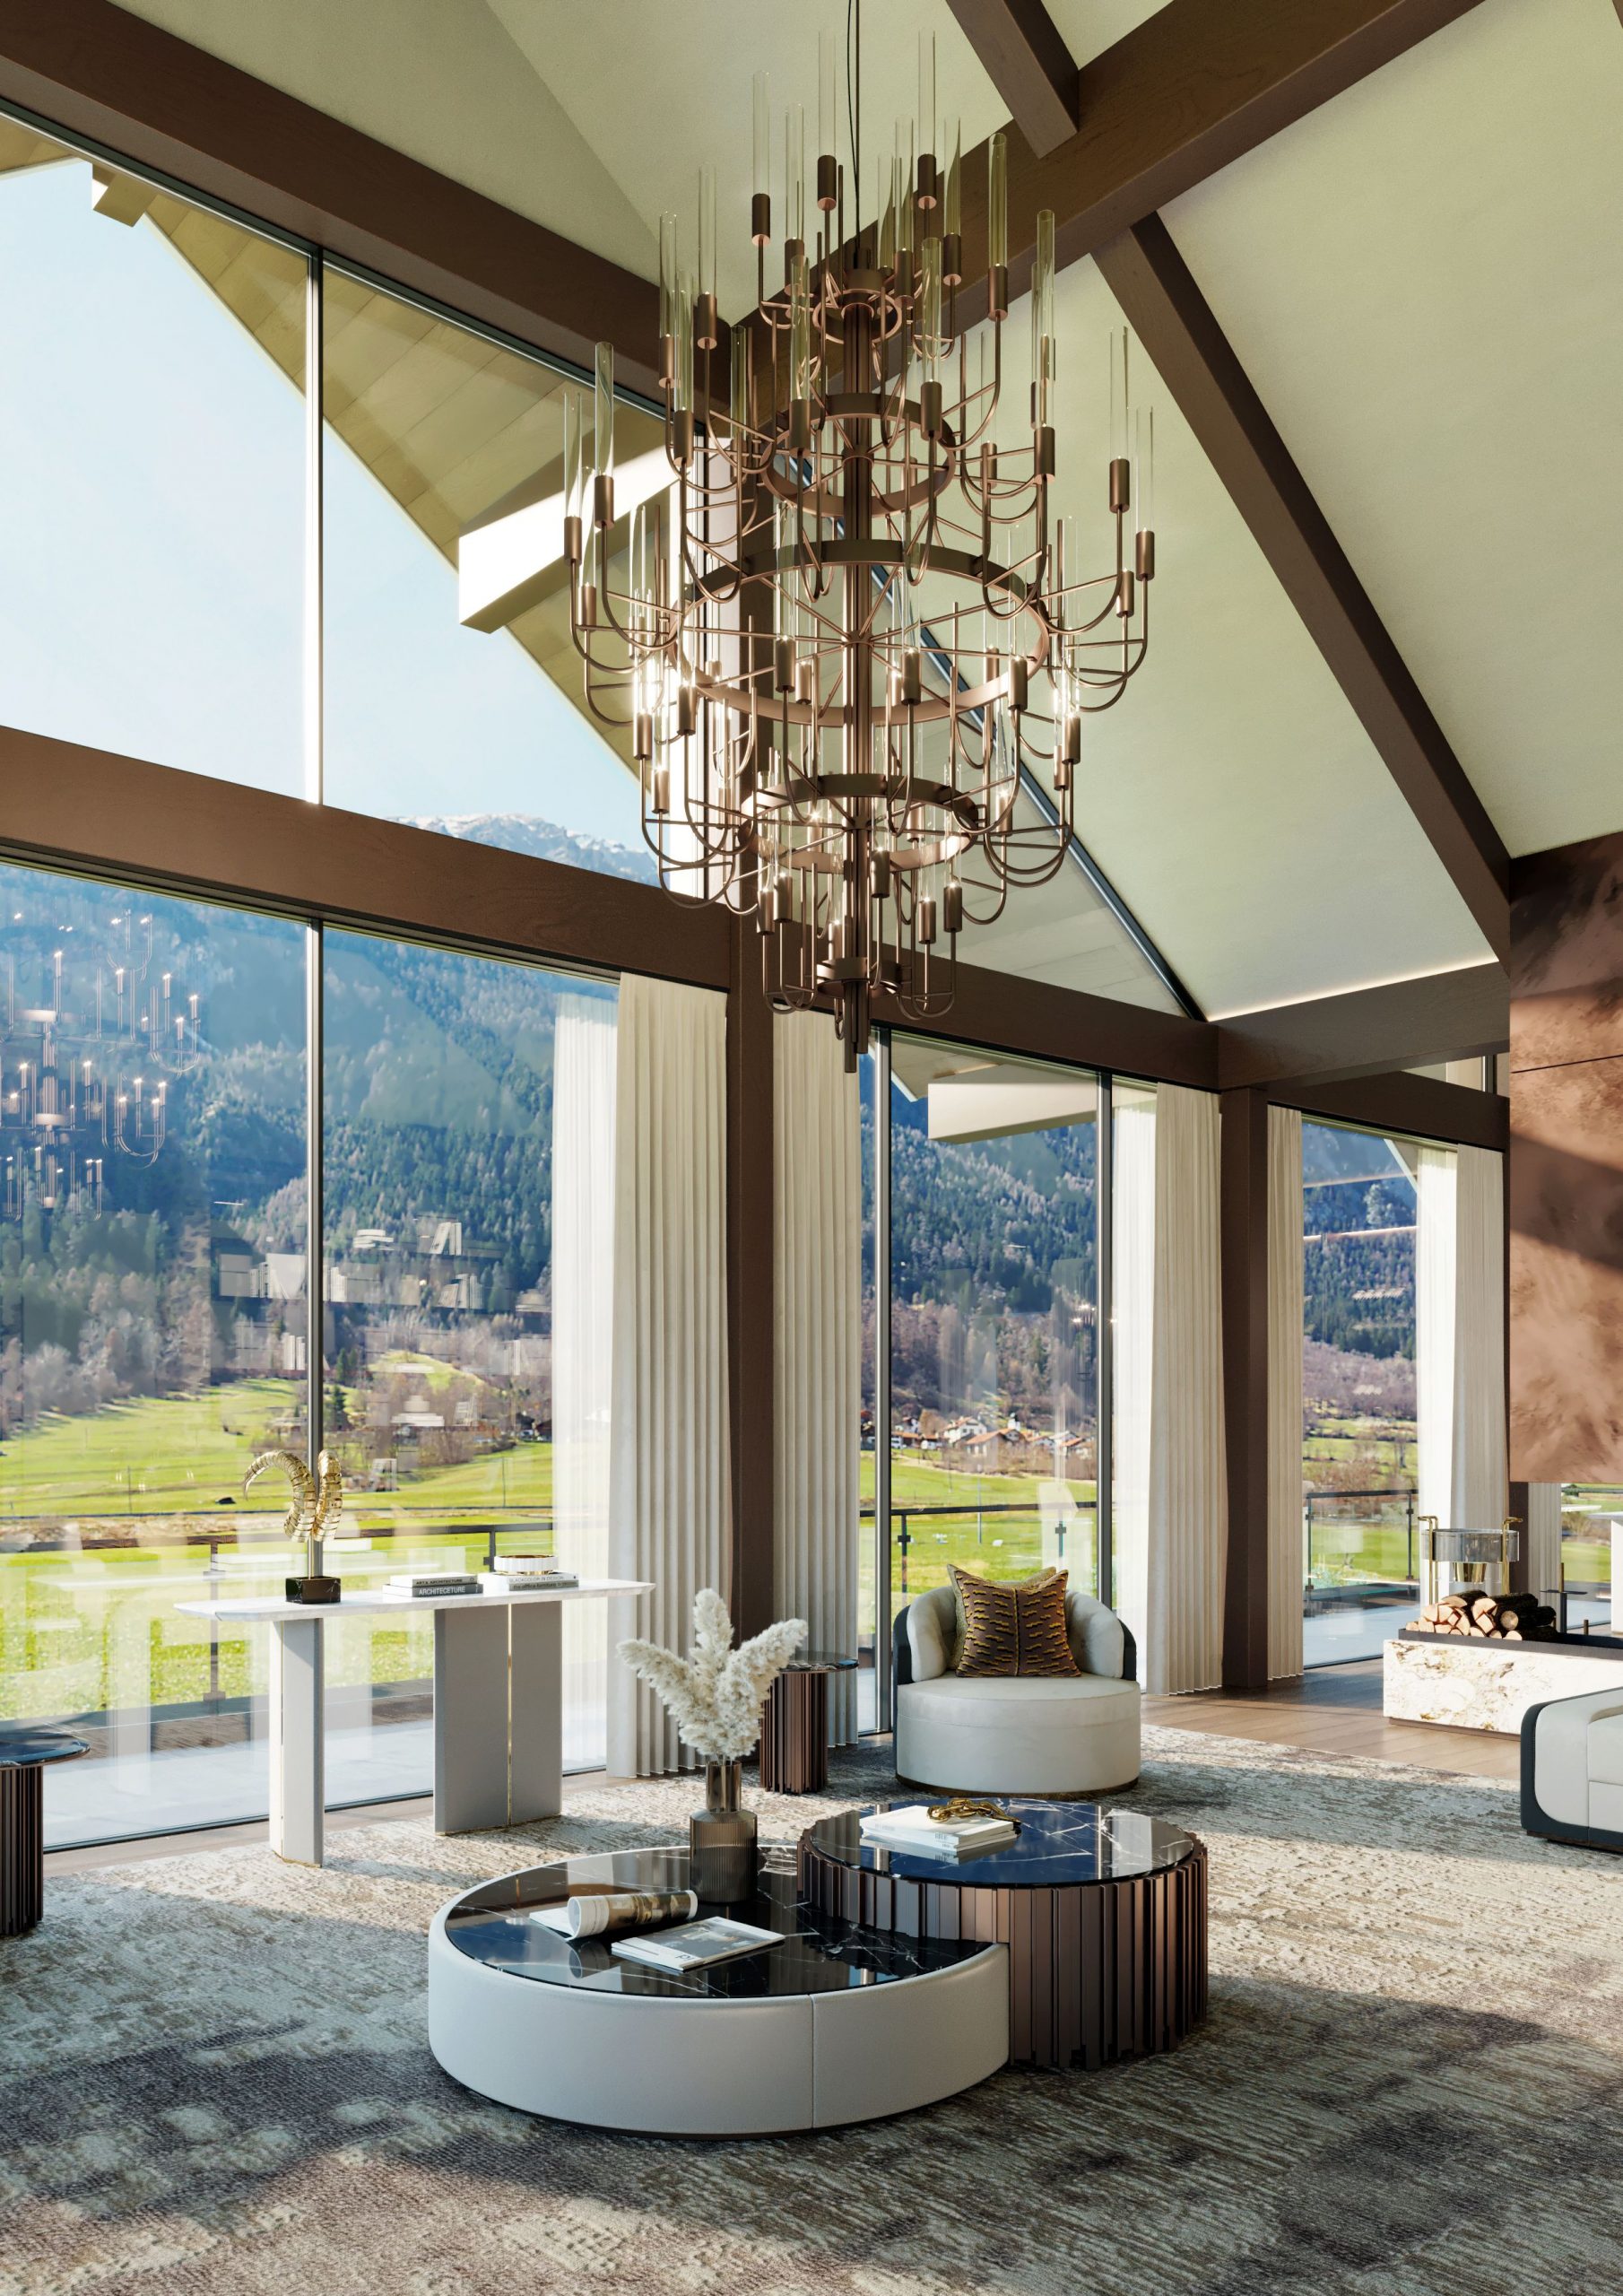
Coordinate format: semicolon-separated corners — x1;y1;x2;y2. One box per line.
1415;1589;1557;1639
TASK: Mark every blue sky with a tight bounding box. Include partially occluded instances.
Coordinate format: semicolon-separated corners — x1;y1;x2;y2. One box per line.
0;154;643;850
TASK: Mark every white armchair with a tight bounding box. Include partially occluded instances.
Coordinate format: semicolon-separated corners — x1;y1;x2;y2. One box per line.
1523;1689;1623;1851
891;1586;1141;1796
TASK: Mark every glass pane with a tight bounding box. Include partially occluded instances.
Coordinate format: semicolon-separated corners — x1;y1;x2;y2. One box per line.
321;930;616;1792
0;120;306;789
322;267;661;878
857;1045;878;1732
0;859;307;1846
1301;1119;1419;1665
1559;1489;1614;1630
887;1035;1099;1648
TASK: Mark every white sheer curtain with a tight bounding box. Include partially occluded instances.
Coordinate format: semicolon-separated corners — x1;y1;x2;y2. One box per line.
1146;1084;1228;1695
1267;1105;1305;1680
773;1013;862;1744
1111;1087;1156;1672
1418;1143;1507;1545
606;975;731;1777
551;991;618;1770
1416;1145;1458;1534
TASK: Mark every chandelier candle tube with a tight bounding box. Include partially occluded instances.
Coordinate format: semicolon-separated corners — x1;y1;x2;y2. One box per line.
697;168;717;349
592;341;615;533
1135;407;1156;579
730;329;751;441
562;392;582;566
785;102;805;255
1032;210;1056;430
988;132;1008;315
897;122;915;257
917;31;936;204
752;72;770;241
818;31;838;209
943;125;962;282
659;211;678;380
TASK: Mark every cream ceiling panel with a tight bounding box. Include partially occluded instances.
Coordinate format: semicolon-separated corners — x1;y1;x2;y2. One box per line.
1162;0;1623;861
975;259;1492;1016
109;0;659;280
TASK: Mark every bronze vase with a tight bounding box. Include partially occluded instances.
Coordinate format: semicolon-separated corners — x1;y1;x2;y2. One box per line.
689;1758;757;1903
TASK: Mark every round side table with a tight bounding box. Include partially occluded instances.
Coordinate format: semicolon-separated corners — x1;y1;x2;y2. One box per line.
760;1651;857;1794
1;1728;88;1936
799;1798;1207;2068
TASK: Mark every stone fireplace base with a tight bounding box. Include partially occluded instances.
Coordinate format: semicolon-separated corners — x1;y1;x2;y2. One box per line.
1384;1631;1623;1735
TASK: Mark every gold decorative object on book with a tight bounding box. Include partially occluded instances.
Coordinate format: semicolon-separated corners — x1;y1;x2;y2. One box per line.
245;1447;347;1605
925;1796;1020;1831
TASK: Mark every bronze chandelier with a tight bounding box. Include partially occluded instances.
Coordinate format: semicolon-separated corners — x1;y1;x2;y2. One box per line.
567;34;1159;1066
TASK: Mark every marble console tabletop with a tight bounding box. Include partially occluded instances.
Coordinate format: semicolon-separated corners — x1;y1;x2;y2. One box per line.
1384;1633;1623;1734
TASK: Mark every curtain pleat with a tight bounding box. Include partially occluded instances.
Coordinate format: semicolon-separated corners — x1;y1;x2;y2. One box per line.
607;976;730;1777
551;992;617;1769
1111;1092;1156;1671
1146;1084;1228;1695
1267;1104;1305;1680
772;1014;862;1743
1416;1146;1458;1535
1418;1143;1507;1551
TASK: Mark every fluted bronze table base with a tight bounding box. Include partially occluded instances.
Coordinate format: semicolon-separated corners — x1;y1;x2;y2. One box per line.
761;1667;831;1794
798;1827;1208;2068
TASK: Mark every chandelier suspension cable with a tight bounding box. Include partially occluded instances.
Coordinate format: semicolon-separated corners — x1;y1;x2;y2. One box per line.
566;21;1160;1066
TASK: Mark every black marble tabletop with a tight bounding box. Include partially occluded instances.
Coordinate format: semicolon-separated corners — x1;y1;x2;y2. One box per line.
806;1798;1195;1887
782;1649;858;1672
0;1727;90;1769
442;1848;989;1999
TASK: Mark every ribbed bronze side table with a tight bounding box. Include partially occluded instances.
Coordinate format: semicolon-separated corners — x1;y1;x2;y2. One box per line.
760;1652;857;1794
1;1728;88;1936
798;1799;1207;2068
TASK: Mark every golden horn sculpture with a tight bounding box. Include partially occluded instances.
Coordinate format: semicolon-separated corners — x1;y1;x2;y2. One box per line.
246;1448;343;1602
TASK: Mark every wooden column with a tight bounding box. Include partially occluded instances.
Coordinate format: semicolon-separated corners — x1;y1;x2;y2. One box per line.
1220;1087;1271;1688
726;918;776;1638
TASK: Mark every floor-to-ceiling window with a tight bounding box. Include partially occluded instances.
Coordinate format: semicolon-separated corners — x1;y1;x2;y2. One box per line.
881;1037;1102;1662
0;858;307;1844
1300;1119;1419;1665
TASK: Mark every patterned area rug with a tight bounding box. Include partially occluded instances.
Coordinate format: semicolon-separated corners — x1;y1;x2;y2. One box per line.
4;1726;1623;2296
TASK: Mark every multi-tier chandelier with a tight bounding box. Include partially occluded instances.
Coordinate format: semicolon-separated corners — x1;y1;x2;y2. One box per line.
0;907;203;1218
567;30;1159;1065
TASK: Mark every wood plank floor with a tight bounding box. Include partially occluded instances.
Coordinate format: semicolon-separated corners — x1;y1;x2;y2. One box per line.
1145;1657;1520;1780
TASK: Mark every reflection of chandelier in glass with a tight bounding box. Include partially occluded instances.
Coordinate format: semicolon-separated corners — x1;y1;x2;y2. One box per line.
567;34;1159;1066
0;907;204;1217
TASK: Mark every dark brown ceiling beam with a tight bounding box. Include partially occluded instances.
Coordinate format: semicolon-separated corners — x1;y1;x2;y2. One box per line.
866;963;1218;1090
945;0;1487;312
945;0;1079;157
1218;963;1508;1091
1096;217;1510;961
0;0;663;393
0;723;729;990
1269;1069;1507;1154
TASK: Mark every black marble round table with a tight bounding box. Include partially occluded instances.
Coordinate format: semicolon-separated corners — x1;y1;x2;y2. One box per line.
760;1651;858;1794
0;1727;88;1937
798;1798;1208;2067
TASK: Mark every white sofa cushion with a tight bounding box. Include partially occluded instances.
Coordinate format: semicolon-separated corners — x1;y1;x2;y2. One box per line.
895;1672;1141;1796
1530;1691;1623;1830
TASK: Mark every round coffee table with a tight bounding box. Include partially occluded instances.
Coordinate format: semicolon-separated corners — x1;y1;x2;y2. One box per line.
429;1846;1010;2135
1;1727;89;1937
759;1650;858;1793
799;1799;1207;2069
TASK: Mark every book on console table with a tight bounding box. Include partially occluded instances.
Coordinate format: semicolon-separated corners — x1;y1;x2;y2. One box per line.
480;1570;578;1592
860;1805;1018;1858
386;1573;482;1597
611;1917;783;1972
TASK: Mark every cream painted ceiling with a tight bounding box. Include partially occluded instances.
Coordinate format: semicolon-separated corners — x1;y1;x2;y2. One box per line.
1164;0;1623;863
102;0;1601;1014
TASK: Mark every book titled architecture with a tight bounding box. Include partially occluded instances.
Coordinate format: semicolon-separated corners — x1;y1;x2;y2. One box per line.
386;1573;482;1597
610;1918;783;1972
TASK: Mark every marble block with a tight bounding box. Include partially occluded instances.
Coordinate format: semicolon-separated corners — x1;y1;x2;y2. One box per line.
1384;1637;1623;1735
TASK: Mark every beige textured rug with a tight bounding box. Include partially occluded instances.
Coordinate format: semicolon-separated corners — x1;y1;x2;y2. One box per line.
4;1727;1623;2296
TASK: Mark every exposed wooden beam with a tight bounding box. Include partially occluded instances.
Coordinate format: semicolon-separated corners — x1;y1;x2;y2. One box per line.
0;0;663;392
0;722;731;990
1218;964;1507;1091
866;961;1218;1090
1097;217;1510;961
1270;1069;1508;1153
946;0;1079;157
947;0;1488;311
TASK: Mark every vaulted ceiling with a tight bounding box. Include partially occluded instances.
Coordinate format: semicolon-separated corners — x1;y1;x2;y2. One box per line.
103;0;1622;1022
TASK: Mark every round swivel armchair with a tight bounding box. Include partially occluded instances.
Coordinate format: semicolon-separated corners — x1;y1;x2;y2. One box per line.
891;1584;1141;1796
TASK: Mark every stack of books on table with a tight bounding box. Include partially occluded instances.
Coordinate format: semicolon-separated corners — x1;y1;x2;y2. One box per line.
858;1805;1019;1860
386;1570;482;1598
482;1557;579;1592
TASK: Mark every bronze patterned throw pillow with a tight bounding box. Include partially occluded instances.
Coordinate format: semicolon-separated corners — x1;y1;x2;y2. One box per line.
951;1564;1080;1678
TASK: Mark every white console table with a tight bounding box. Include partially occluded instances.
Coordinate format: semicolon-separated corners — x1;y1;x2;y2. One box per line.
177;1578;651;1867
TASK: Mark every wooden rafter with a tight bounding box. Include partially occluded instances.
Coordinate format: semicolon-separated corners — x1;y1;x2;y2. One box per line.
1096;217;1510;961
1217;964;1509;1091
945;0;1079;157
